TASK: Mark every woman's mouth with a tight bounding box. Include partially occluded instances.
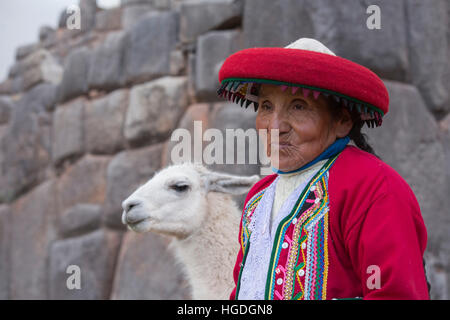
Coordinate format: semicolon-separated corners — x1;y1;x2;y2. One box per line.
271;142;293;150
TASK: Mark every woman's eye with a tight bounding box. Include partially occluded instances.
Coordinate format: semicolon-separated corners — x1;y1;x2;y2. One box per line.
261;104;272;111
293;104;305;110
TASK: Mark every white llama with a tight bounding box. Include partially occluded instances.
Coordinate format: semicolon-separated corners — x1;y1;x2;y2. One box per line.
121;163;259;299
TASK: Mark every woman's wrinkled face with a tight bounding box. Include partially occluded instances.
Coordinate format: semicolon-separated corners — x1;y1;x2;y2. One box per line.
255;84;352;172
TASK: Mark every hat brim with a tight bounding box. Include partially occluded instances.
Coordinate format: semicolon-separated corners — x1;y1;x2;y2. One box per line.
217;47;389;127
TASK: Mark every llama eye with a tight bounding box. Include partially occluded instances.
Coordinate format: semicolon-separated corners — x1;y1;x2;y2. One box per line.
170;183;190;192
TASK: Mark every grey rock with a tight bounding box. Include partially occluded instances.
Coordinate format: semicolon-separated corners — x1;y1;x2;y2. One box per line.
85;89;129;154
0;126;7;203
0;205;10;299
15;42;40;61
363;80;450;298
207;102;260;176
242;0;314;48
0;96;12;124
87;31;126;90
424;251;449;300
123;11;178;84
1;92;52;201
121;0;171;8
56;154;110;212
440;114;450;185
164;103;211;166
9;49;63;90
111;231;190;299
57;0;97;32
102;143;163;229
169;49;185;76
27;82;58;112
58;7;71;28
58;47;91;103
39;25;55;42
59;203;102;238
0;77;23;95
406;0;449;114
243;0;409;81
179;0;243;43
80;0;98;33
208;102;261;208
195;30;243;101
124;76;188;146
121;4;154;30
49;229;122;300
52;98;84;165
95;7;123;31
10;180;58;299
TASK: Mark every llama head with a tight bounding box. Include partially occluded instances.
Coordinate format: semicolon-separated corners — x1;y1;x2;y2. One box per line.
121;163;260;238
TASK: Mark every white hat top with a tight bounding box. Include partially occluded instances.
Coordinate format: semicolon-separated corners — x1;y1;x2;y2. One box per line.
284;38;336;56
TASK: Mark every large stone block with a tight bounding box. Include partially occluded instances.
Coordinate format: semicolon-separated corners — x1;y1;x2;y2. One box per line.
121;4;154;30
1;92;52;201
85;89;129;154
195;30;243;101
52;98;84;165
87;31;127;90
0;205;10;299
123;11;178;84
179;0;243;43
111;231;190;299
0;96;12;125
164;103;211;166
60;0;97;34
363;80;450;298
58;47;91;103
15;42;40;61
121;0;171;8
124;76;188;146
59;203;102;238
242;0;314;48
207;102;260;176
25;82;58;112
9;49;62;90
102;144;163;229
243;0;409;81
406;0;449;114
95;7;123;31
49;229;122;299
10;180;58;299
56;154;110;212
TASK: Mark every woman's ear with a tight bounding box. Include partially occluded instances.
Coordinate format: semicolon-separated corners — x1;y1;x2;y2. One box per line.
335;108;354;138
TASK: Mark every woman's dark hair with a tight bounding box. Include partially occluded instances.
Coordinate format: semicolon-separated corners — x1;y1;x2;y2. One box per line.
325;96;380;159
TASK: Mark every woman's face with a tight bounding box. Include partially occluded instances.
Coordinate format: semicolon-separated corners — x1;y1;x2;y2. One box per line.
255;84;353;172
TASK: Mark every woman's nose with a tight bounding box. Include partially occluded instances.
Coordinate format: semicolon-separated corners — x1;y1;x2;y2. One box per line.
269;112;290;133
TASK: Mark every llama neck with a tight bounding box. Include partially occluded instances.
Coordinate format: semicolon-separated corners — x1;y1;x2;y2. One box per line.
172;192;240;299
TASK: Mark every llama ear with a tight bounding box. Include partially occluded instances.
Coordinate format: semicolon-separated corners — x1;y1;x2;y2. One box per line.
202;172;260;195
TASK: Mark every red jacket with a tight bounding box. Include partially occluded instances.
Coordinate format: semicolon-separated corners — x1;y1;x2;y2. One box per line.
230;146;429;300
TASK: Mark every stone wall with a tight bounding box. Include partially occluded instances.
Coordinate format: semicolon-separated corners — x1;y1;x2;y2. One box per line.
0;0;449;299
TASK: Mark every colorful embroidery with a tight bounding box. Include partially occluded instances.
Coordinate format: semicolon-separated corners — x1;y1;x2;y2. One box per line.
241;188;266;252
264;155;337;300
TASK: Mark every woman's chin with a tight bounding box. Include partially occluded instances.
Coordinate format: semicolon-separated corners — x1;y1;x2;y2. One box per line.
274;159;306;172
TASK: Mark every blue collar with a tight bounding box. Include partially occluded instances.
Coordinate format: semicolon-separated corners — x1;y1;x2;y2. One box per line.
272;136;350;175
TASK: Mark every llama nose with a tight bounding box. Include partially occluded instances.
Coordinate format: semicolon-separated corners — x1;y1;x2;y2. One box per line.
122;198;142;214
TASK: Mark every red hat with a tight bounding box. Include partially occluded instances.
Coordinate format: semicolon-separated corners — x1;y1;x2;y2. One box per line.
216;38;389;127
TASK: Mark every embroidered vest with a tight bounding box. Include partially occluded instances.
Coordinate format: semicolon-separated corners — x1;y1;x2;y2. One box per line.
236;154;340;300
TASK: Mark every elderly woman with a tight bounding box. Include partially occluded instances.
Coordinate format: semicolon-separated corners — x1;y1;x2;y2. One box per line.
216;38;429;300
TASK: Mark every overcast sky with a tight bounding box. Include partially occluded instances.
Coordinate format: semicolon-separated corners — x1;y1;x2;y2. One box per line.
0;0;120;81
